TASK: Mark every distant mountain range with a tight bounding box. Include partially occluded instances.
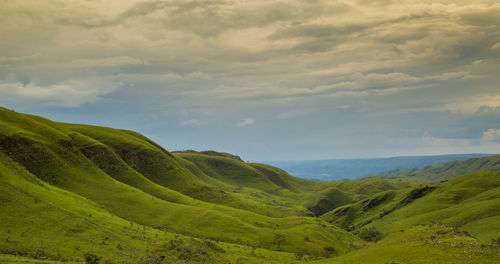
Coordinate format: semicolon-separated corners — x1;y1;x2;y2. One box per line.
365;154;500;182
265;154;497;180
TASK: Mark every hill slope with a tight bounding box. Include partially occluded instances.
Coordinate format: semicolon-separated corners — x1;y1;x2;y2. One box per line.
1;107;498;263
175;151;419;216
0;107;363;262
308;224;500;264
322;172;500;241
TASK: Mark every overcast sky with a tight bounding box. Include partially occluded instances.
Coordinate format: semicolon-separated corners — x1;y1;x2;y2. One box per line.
1;0;499;160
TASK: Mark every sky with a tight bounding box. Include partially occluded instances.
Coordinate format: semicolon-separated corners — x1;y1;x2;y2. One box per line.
1;0;500;161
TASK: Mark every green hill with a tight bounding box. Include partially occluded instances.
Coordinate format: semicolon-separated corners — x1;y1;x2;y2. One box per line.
0;107;363;262
322;172;500;241
1;149;295;263
365;155;500;183
175;152;419;217
1;107;498;264
308;224;500;264
315;172;500;263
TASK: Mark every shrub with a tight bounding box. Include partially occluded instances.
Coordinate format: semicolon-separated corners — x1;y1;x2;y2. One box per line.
33;246;45;259
323;246;337;257
357;227;382;242
84;253;102;264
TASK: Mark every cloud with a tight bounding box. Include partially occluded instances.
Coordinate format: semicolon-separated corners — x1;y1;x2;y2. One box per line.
112;72;212;82
183;70;477;101
439;95;500;114
1;0;500;159
237;118;255;127
179;118;203;127
0;79;120;107
69;56;147;68
459;6;500;27
268;13;430;42
482;129;500;143
422;134;471;147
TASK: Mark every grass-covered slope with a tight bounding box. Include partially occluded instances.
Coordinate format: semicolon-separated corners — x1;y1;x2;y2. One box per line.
300;177;420;217
63;124;209;195
66;127;313;218
175;152;299;194
366;155;500;183
0;152;239;263
0;107;363;261
175;151;323;216
308;224;500;264
322;172;500;241
0;151;310;264
315;172;500;264
322;177;421;198
2;107;498;263
176;152;420;217
302;187;355;216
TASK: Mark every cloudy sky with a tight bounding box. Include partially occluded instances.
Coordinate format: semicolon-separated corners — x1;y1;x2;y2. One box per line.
1;0;500;160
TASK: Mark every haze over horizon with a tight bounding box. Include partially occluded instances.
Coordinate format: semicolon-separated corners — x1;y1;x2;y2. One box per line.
1;0;500;160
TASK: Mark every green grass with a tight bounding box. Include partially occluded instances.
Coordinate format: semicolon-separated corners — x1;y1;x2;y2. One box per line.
176;153;419;218
1;106;499;263
308;225;500;264
0;254;68;263
0;107;363;262
0;151;301;263
302;187;354;216
322;172;500;241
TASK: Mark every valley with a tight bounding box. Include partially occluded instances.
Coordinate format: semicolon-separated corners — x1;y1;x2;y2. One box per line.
0;107;498;264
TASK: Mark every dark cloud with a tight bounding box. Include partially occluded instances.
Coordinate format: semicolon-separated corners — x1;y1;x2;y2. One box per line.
51;0;351;37
1;0;500;159
460;7;500;27
269;13;432;39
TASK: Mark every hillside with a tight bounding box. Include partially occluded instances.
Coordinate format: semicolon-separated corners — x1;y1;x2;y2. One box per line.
0;107;499;264
365;155;500;183
0;107;363;262
175;151;419;216
308;224;500;264
313;171;500;263
322;172;500;241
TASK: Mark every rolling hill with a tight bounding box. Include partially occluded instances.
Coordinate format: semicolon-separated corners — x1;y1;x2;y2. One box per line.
0;107;498;264
0;107;365;262
322;172;500;241
309;224;500;264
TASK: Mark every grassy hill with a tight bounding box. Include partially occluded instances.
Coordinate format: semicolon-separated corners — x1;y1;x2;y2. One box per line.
322;172;500;241
365;155;500;183
308;224;500;264
0;107;498;263
1;149;293;263
175;152;419;217
315;172;500;263
0;107;364;262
